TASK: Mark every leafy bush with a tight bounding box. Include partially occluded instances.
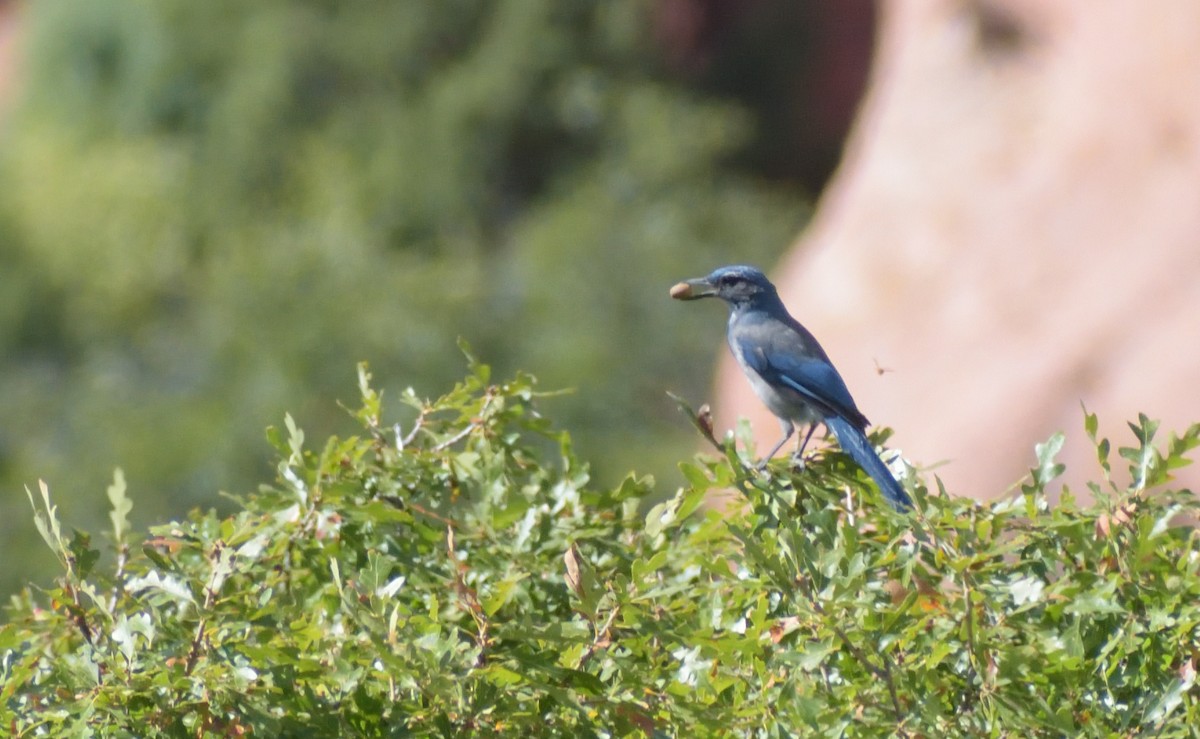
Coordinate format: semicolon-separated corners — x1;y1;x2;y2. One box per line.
3;355;1199;736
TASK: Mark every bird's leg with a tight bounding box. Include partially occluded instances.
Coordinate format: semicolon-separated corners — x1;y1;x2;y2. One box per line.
789;423;818;469
756;421;794;471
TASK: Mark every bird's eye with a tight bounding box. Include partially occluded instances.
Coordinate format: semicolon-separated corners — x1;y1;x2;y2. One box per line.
719;274;739;287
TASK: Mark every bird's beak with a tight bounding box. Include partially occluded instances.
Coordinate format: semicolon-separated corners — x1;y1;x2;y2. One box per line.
669;277;716;300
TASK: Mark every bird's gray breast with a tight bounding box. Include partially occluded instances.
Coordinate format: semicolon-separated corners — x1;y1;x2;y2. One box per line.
727;322;823;426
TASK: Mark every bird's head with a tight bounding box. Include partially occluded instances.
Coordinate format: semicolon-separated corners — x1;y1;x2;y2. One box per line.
670;265;777;307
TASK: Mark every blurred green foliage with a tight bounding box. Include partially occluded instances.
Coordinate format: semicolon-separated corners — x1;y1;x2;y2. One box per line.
4;360;1199;735
0;0;805;596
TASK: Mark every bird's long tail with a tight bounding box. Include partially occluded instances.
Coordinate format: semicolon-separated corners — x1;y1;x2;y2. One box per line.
824;415;912;511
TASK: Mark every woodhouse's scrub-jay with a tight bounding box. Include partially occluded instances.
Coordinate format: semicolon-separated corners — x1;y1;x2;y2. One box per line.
671;265;912;511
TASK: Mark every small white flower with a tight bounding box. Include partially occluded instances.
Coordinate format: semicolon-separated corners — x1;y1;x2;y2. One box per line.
234;665;258;683
375;575;406;599
672;646;712;687
283;466;307;504
1009;575;1044;606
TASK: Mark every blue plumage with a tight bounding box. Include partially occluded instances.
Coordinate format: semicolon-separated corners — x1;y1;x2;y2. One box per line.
671;265;912;511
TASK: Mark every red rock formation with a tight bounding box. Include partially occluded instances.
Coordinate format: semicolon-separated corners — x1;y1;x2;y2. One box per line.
716;0;1200;499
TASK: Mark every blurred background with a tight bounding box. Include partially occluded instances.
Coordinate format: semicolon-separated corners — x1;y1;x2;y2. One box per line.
0;0;873;597
6;0;1200;602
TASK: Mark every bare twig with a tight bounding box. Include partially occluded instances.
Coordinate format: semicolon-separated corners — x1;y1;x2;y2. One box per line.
577;605;621;669
433;394;496;452
961;573;981;705
446;526;490;662
433;422;477;452
107;542;129;613
62;582;95;647
666;391;724;453
410;500;458;528
185;616;208;676
186;542;230;675
396;411;426;451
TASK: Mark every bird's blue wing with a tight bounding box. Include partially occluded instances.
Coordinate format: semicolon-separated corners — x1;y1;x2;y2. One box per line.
735;334;864;424
768;351;861;421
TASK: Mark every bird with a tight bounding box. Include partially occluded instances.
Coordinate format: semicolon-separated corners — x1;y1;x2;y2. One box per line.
671;264;912;511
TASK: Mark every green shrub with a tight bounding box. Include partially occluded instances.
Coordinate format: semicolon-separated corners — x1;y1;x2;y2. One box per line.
3;354;1199;736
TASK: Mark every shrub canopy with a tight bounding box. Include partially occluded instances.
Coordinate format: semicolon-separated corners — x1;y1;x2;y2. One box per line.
3;356;1199;736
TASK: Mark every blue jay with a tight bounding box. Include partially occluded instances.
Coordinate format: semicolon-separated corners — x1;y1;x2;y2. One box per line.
671;265;912;511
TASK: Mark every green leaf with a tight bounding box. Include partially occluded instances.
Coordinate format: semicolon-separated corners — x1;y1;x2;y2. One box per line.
68;531;100;579
482;573;528;617
106;468;132;544
1034;432;1066;486
1145;672;1194;725
678;461;711;491
1083;405;1098;439
26;479;65;563
284;413;305;463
